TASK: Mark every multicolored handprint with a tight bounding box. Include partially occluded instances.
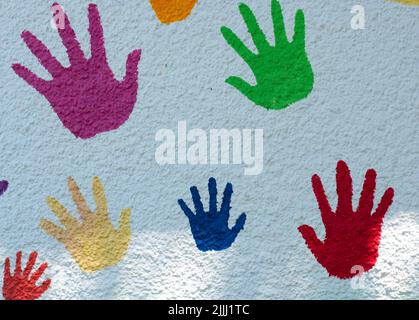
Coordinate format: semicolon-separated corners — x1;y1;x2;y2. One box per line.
40;177;132;272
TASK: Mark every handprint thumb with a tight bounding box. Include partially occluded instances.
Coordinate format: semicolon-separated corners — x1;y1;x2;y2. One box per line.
118;208;132;237
298;225;323;257
231;213;247;236
124;49;142;86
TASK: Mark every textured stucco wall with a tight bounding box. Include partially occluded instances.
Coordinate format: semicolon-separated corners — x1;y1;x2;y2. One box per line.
0;0;418;299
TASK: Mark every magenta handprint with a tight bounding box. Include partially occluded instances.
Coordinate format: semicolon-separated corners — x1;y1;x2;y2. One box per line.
12;3;142;139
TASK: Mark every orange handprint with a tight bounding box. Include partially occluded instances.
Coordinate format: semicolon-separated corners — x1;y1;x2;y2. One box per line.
150;0;198;24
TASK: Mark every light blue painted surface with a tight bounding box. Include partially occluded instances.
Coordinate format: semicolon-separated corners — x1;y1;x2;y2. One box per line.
0;0;417;299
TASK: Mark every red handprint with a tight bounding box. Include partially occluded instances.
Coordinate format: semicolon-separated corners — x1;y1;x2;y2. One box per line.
3;251;51;300
12;3;142;139
298;160;394;279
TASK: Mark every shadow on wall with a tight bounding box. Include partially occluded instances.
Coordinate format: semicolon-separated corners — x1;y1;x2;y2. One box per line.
113;232;233;299
295;211;419;299
227;210;419;300
2;212;416;299
42;249;122;300
32;231;234;300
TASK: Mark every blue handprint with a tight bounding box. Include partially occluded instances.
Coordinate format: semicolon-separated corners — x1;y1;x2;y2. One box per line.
178;177;247;252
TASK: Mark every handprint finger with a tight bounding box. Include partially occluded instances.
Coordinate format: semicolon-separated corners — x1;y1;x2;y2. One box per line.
221;26;255;64
0;180;8;196
4;257;11;279
68;177;93;221
118;208;132;238
357;169;376;215
208;178;218;215
336;160;353;215
239;3;270;52
35;279;51;294
272;0;288;46
29;262;48;284
372;187;394;224
15;251;22;275
39;219;68;243
92;177;108;220
231;213;246;236
298;225;324;258
123;49;142;86
88;4;106;63
226;76;254;98
178;199;195;220
23;251;38;278
311;174;333;224
46;196;79;228
21;31;64;77
52;3;85;65
190;186;205;215
12;64;50;95
220;182;233;218
293;9;306;46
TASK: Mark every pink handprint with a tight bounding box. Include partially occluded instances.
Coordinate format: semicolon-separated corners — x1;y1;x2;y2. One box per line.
298;160;394;279
12;3;142;139
3;251;51;300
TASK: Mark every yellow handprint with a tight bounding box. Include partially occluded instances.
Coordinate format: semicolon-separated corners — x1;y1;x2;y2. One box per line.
388;0;419;4
40;177;131;273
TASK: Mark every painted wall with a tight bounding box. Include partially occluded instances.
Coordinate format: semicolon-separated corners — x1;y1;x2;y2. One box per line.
0;0;418;299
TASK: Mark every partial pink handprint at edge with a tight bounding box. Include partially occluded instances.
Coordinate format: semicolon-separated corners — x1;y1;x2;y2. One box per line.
0;180;8;196
12;3;142;139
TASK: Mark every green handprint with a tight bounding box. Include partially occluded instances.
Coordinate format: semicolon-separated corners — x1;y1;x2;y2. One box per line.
221;0;314;110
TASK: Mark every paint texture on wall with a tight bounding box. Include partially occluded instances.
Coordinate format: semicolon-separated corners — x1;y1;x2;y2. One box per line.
0;0;418;300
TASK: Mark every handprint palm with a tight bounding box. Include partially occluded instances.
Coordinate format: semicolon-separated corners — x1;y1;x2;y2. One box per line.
221;0;313;109
298;161;394;279
12;3;141;139
40;177;131;272
178;177;246;252
3;251;51;300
